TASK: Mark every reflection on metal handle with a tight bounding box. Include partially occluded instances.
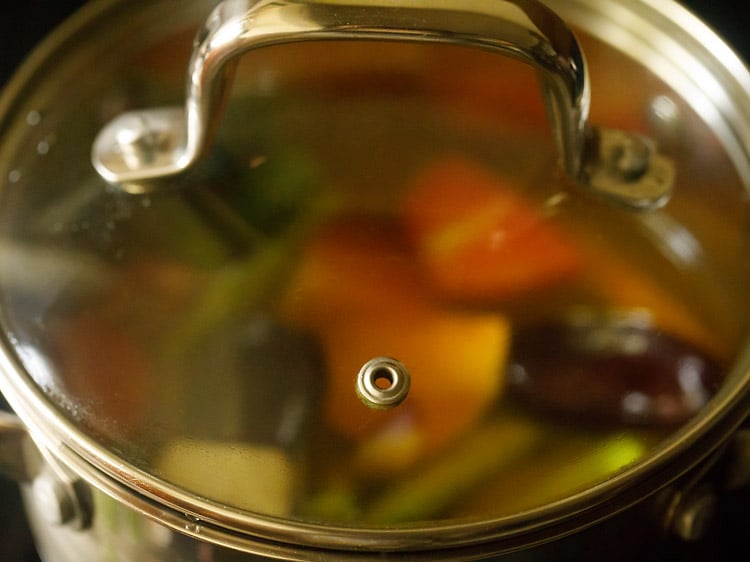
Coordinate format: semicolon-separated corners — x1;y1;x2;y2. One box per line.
91;0;673;207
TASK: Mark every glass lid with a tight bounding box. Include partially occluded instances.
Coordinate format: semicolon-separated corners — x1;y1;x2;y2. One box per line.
1;0;750;548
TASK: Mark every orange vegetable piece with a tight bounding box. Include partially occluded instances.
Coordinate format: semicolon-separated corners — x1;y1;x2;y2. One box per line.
583;242;727;360
277;215;510;455
401;156;582;303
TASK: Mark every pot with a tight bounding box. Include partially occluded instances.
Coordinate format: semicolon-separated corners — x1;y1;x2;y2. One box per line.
2;1;750;560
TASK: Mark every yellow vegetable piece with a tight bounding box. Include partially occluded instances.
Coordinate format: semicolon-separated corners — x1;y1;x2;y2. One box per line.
156;439;296;516
317;309;510;453
350;413;425;477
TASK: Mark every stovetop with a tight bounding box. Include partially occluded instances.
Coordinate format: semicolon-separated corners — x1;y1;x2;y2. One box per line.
2;1;750;561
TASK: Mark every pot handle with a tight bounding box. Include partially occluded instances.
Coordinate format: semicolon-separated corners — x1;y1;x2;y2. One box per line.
0;411;93;529
0;410;35;482
91;0;673;208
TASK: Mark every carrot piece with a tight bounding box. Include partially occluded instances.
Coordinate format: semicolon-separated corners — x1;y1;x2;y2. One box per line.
401;156;582;303
277;215;510;456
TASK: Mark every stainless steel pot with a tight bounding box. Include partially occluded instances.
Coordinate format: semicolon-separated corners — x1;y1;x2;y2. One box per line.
2;1;750;560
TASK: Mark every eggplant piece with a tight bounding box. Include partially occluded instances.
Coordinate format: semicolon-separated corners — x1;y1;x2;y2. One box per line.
506;312;724;426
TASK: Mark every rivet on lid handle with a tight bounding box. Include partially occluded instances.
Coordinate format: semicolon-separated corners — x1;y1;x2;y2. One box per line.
91;0;674;208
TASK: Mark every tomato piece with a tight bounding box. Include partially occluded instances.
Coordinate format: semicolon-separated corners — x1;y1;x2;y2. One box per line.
277;215;510;456
401;156;582;303
54;314;155;438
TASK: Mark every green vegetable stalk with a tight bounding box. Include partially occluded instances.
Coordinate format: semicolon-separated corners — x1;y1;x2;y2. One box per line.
456;429;651;518
363;415;542;523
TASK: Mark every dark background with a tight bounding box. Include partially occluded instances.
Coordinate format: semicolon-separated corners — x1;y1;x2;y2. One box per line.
1;1;750;561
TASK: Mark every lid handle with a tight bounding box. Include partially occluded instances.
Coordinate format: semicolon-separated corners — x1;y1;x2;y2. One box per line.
91;0;673;208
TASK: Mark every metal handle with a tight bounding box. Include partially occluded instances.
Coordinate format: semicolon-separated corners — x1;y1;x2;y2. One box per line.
91;0;673;208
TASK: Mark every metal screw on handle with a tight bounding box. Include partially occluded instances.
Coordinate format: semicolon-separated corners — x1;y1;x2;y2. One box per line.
91;0;673;208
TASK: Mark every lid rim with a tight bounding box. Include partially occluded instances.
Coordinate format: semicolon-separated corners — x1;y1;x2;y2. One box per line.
3;331;750;555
